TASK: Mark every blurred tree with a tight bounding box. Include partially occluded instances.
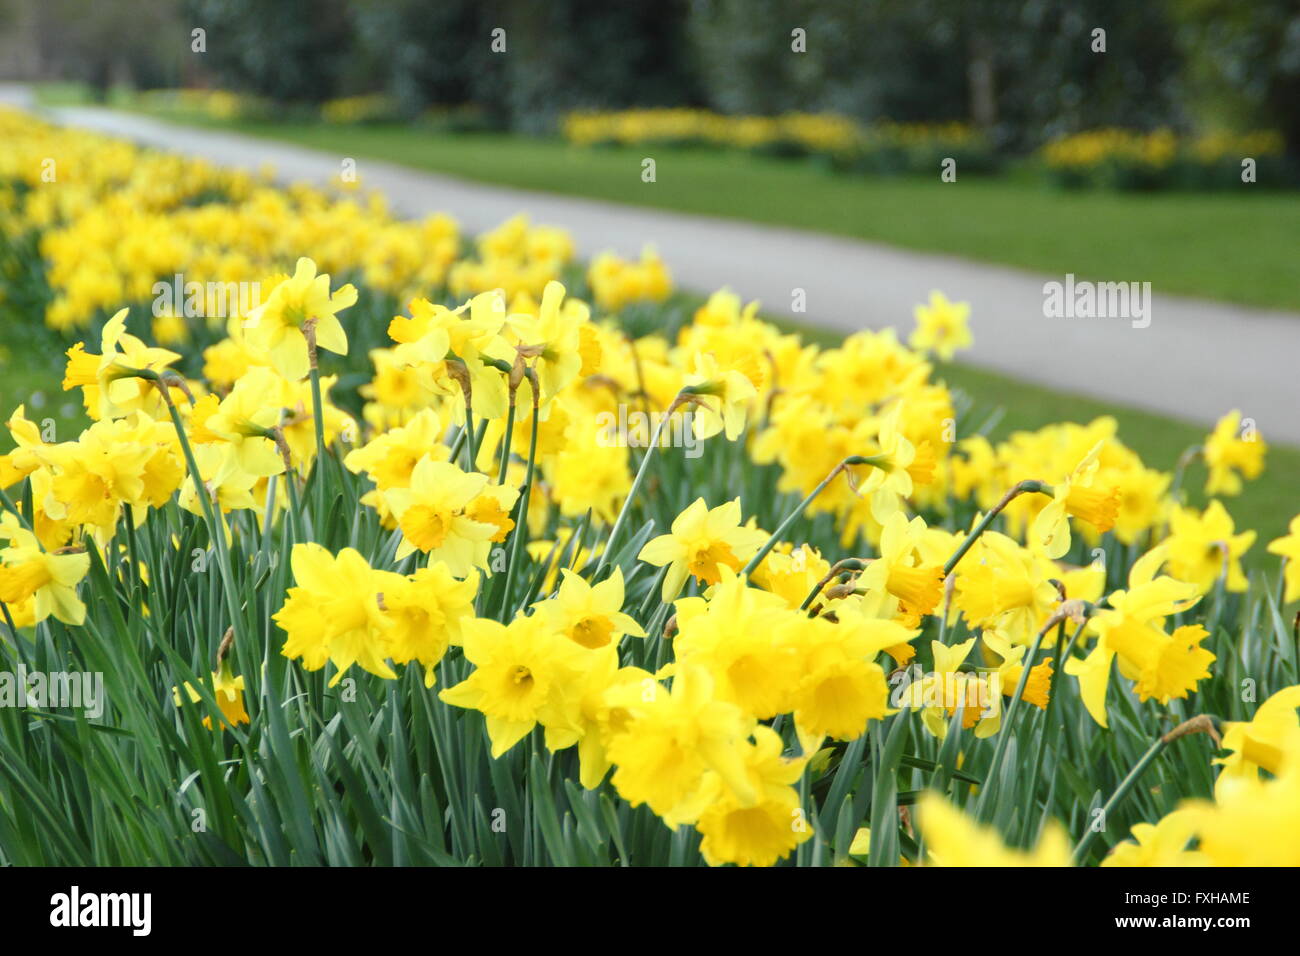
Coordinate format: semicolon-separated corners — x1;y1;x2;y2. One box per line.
974;0;1187;149
352;0;700;131
27;0;186;95
501;0;701;132
685;0;1186;149
182;0;354;102
1171;0;1300;153
351;0;508;121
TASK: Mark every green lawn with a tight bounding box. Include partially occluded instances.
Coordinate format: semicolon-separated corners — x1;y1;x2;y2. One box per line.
99;110;1300;314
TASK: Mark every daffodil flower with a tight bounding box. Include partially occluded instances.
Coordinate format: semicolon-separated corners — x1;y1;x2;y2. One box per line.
534;566;646;650
638;497;768;601
243;257;357;381
1031;440;1120;559
0;513;89;626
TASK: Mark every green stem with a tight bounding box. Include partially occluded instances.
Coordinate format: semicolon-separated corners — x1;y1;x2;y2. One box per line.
1019;618;1086;844
146;373;247;647
943;479;1047;576
973;624;1048;820
1071;737;1167;865
497;395;517;484
500;370;541;621
741;455;886;577
594;391;686;580
307;364;328;531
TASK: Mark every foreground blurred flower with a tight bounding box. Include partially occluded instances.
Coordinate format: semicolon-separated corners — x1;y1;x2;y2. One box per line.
918;793;1071;866
909;291;973;361
1100;809;1205;867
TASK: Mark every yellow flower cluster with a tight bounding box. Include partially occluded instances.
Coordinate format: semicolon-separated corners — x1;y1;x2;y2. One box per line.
562;109;980;164
320;93;400;125
0;108;464;334
1042;128;1181;171
1040;126;1284;188
564;108;862;153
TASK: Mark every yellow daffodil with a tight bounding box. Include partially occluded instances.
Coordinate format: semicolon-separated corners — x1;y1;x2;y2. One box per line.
244;257;357;381
1031;440;1120;559
695;725;810;867
683;351;758;441
275;543;395;684
439;613;587;758
857;512;945;627
1266;515;1300;603
61;308;182;421
1165;500;1254;594
383;456;497;574
638;497;768;601
0;513;89;625
376;564;479;687
1203;410;1266;496
173;661;250;731
909;290;973;361
534;566;646;650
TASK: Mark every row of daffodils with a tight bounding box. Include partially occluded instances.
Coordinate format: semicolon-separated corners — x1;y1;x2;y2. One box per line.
1;105;1298;866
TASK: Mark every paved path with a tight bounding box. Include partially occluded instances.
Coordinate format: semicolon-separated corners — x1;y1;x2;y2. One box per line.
4;86;1298;442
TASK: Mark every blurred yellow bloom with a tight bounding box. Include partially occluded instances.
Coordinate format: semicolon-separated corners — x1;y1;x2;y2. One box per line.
909;291;972;361
1203;410;1266;496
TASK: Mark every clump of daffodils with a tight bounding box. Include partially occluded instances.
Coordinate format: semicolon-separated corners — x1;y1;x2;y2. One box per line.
2;105;1296;868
